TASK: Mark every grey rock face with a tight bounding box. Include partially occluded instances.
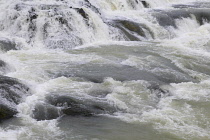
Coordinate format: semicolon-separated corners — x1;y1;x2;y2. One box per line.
0;76;30;121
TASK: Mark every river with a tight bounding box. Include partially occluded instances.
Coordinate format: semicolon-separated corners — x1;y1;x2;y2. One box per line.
0;0;210;140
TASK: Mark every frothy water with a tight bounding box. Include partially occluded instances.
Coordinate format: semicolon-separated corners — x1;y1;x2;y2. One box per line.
1;0;210;140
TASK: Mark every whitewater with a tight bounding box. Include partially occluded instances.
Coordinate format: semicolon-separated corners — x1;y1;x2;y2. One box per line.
0;0;210;140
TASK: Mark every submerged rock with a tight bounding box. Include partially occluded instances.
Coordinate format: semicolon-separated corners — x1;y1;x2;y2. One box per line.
0;76;30;121
52;62;195;85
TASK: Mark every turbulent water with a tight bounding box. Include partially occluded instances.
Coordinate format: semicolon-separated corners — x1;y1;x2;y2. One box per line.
0;0;210;140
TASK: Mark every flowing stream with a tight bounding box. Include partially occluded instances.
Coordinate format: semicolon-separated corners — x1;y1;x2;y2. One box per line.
0;0;210;140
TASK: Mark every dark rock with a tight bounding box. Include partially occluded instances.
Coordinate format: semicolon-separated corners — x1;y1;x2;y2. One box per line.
83;0;101;15
88;86;111;98
27;7;37;41
57;16;68;25
46;94;116;116
73;8;89;22
0;76;30;121
0;60;6;69
77;8;88;20
152;9;210;27
0;60;11;75
0;39;17;52
148;84;170;98
55;15;72;31
192;9;210;25
0;104;17;120
152;9;190;27
109;19;154;41
32;92;118;121
141;1;150;8
32;103;61;121
173;2;210;9
28;7;38;22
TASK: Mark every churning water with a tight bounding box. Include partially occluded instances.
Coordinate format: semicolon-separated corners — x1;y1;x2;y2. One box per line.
0;0;210;140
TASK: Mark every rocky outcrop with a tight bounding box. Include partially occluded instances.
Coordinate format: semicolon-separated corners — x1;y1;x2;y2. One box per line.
0;76;30;121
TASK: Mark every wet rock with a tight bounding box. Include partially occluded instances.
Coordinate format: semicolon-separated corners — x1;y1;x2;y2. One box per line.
141;1;150;8
0;39;17;52
46;94;116;116
53;62;195;85
0;76;30;121
32;103;61;121
152;9;210;27
57;16;68;25
33;93;117;121
192;9;210;25
27;7;38;41
152;9;190;27
0;60;6;68
0;60;10;75
28;8;38;22
75;8;89;20
0;105;17;120
71;7;90;26
148;84;170;98
173;2;210;9
88;86;112;98
83;0;101;15
109;19;154;41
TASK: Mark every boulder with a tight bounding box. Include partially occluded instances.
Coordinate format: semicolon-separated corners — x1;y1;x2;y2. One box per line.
33;93;117;121
0;104;18;120
32;103;61;121
46;95;107;116
0;76;30;121
0;39;17;52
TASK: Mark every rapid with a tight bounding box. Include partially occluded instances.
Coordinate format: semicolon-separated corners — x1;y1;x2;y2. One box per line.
0;0;210;140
